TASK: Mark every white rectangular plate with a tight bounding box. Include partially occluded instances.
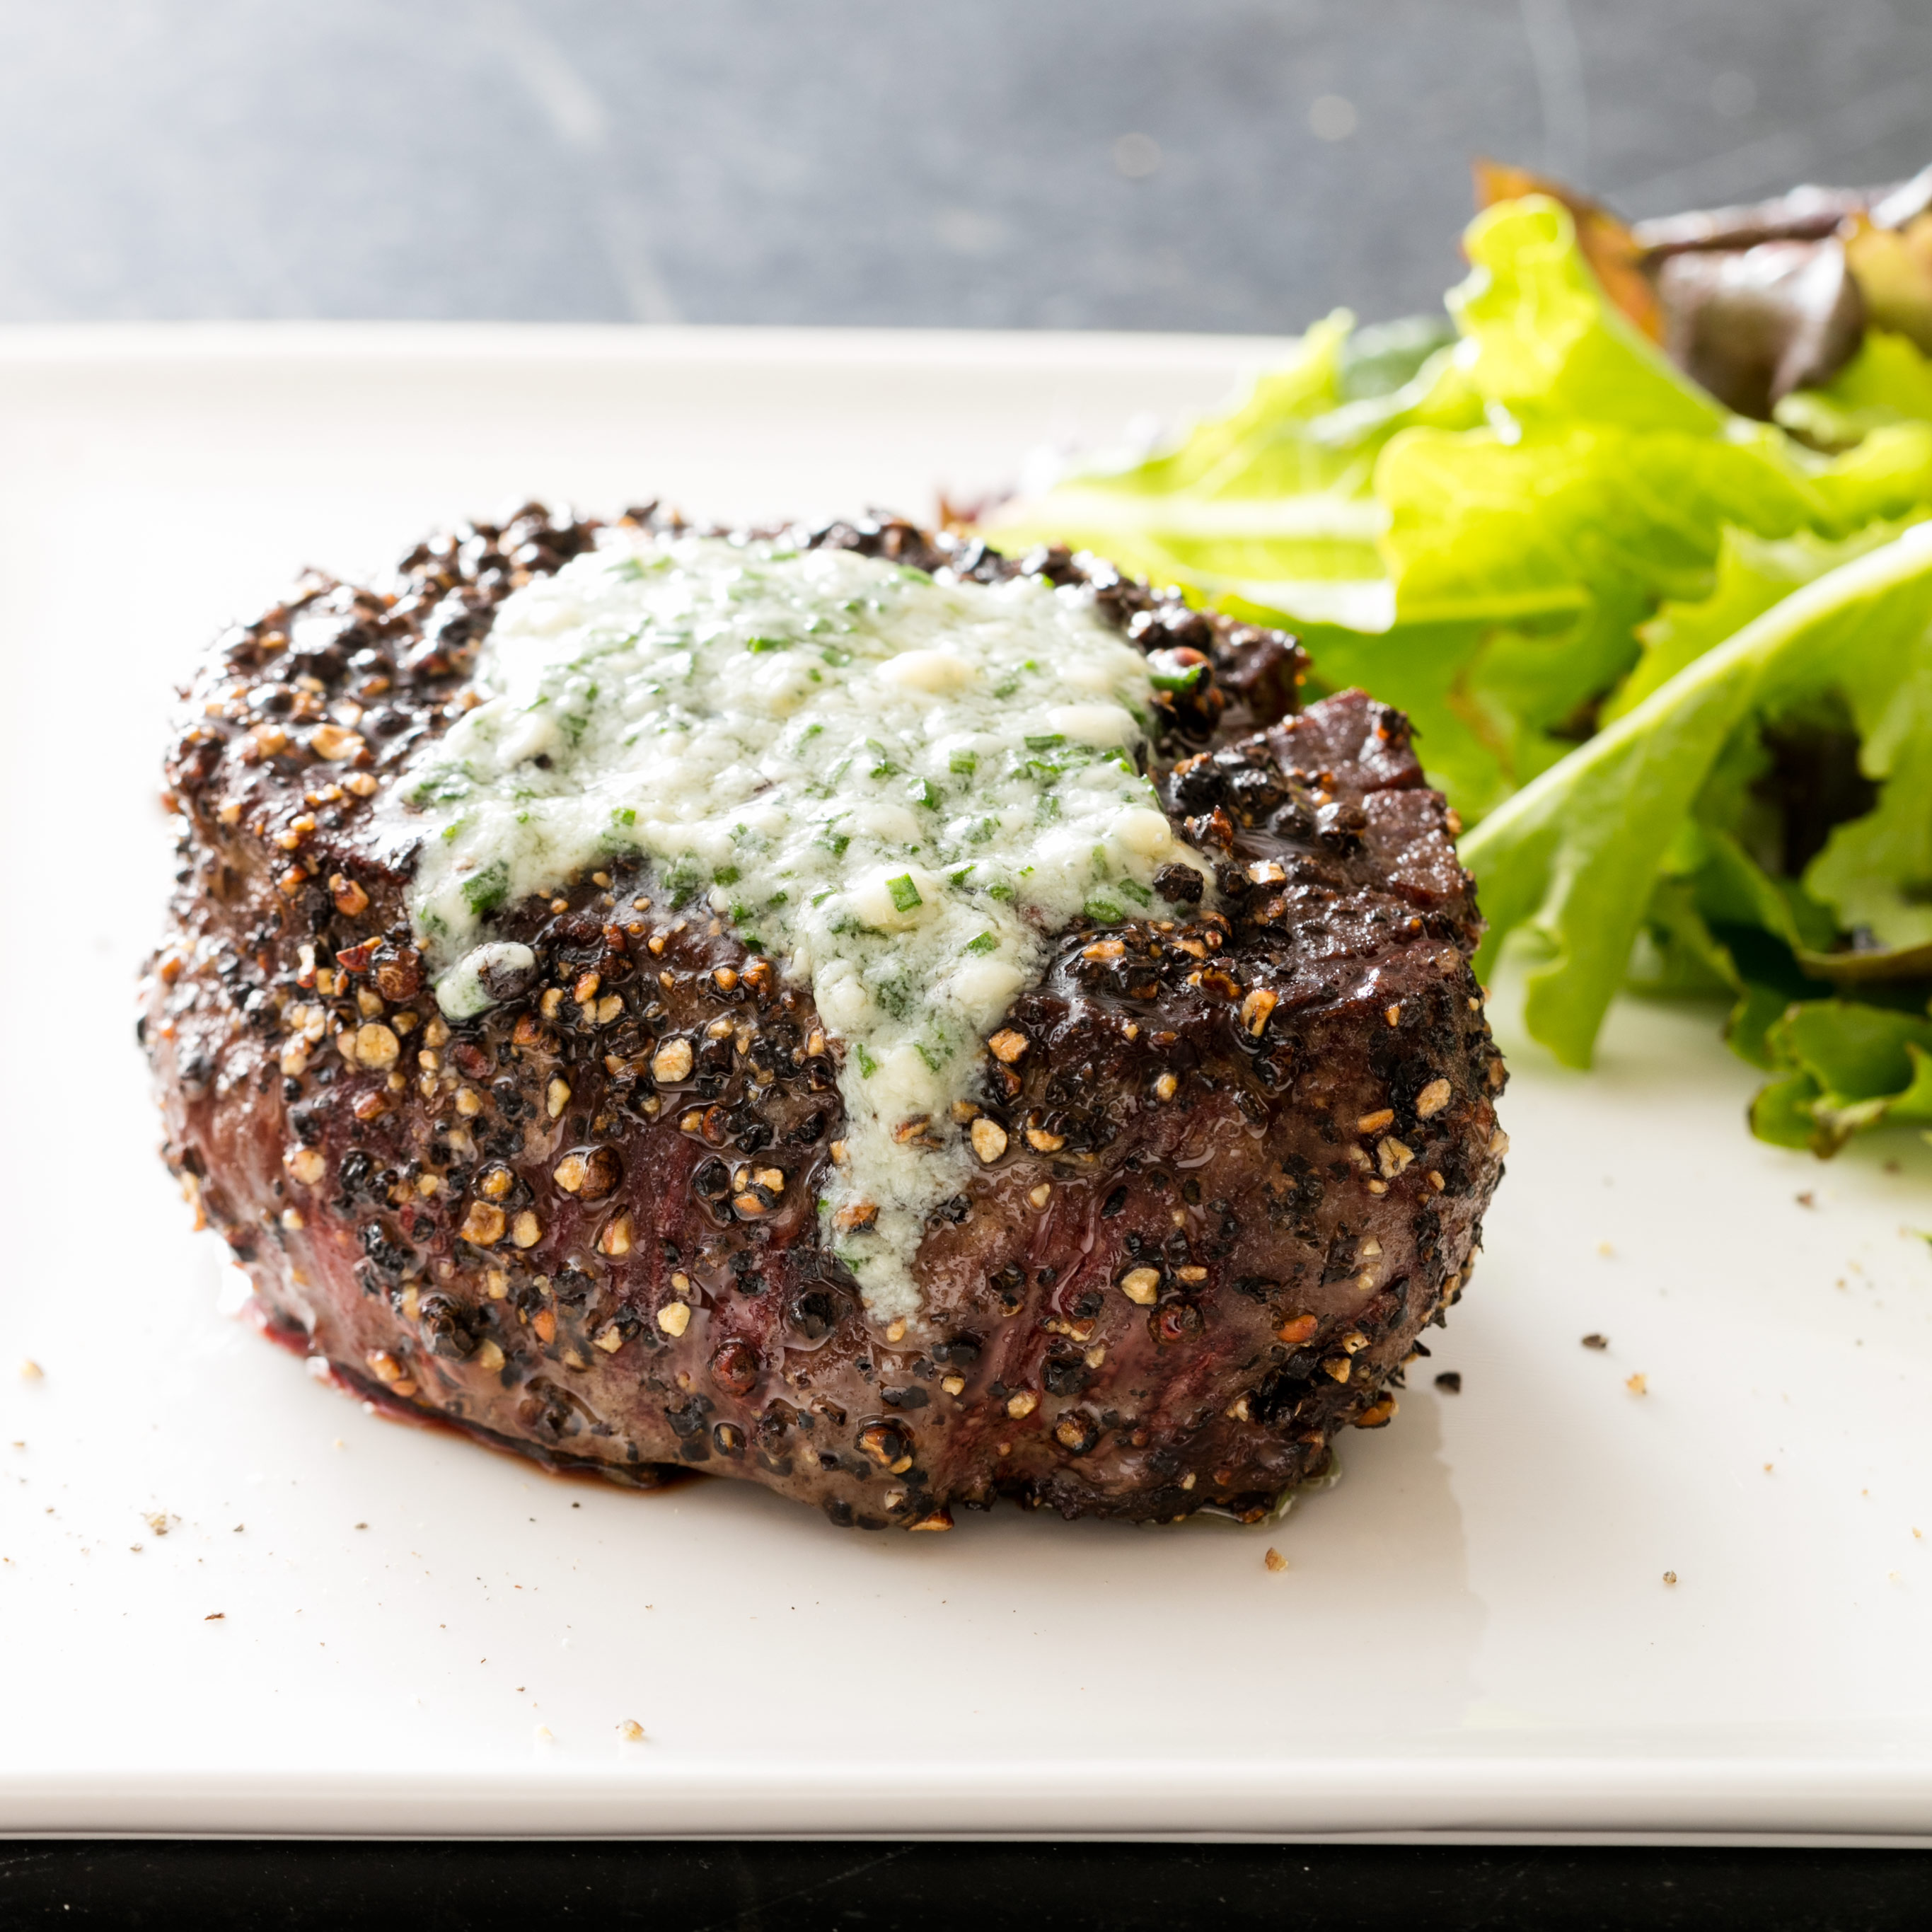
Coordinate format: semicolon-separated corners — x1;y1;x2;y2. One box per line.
2;325;1930;1840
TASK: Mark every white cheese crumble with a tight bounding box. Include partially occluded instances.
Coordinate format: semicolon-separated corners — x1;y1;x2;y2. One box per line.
383;530;1208;1321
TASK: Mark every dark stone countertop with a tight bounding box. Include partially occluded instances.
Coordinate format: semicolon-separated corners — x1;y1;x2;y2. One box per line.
1;0;1927;334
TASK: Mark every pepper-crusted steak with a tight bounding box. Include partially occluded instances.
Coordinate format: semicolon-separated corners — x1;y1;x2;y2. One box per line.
143;507;1507;1529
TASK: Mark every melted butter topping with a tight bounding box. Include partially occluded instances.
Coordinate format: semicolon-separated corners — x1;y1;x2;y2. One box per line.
383;531;1208;1319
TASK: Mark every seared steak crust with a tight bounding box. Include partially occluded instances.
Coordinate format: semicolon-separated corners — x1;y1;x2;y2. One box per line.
144;505;1505;1529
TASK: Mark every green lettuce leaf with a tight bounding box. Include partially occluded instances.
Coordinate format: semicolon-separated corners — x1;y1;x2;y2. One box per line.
1373;203;1932;775
1605;517;1932;1151
1607;524;1903;720
988;192;1932;1155
1459;526;1932;1067
983;311;1476;633
991;197;1932;833
1801;625;1932;953
1749;1002;1932;1154
1777;328;1932;449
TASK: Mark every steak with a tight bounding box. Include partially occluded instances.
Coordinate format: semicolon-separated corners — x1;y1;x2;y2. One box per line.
143;504;1507;1530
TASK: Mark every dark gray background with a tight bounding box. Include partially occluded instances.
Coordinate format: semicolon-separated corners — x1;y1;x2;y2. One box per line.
1;0;1929;332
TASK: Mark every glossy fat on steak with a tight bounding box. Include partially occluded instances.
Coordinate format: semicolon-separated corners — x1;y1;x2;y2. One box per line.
144;507;1507;1529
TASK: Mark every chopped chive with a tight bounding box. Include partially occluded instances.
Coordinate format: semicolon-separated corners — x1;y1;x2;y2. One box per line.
461;860;509;916
887;873;923;913
665;855;705;906
964;932;998;955
1146;647;1208;694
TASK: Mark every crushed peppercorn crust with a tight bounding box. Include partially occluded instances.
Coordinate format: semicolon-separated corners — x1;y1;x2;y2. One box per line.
142;504;1506;1530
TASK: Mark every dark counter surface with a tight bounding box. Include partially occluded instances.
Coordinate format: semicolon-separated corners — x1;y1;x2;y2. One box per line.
4;1837;1929;1929
1;0;1927;335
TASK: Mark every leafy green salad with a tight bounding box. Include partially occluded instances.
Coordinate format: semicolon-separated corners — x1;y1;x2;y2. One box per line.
989;194;1932;1157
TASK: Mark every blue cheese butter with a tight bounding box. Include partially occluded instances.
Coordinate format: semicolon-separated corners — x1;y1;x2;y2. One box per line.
383;530;1209;1321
